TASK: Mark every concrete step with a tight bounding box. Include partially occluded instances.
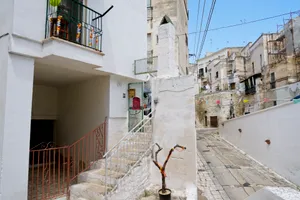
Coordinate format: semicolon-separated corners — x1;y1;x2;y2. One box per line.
70;182;107;200
91;157;136;172
140;196;157;200
78;168;125;186
128;133;151;142
115;148;148;160
119;141;152;150
69;197;89;200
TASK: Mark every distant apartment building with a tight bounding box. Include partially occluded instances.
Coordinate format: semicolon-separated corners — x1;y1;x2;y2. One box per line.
147;0;189;75
197;47;243;92
196;16;300;127
267;16;300;89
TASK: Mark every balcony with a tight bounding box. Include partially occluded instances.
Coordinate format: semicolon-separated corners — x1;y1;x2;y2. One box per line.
134;55;158;75
245;87;256;95
147;7;153;20
45;0;108;52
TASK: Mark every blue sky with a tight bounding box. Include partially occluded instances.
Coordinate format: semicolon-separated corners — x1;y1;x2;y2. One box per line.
188;0;300;61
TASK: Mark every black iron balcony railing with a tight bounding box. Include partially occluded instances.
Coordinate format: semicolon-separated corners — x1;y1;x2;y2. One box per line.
45;0;112;52
245;86;256;95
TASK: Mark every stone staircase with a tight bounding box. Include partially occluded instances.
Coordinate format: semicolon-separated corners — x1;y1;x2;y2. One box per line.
70;126;153;200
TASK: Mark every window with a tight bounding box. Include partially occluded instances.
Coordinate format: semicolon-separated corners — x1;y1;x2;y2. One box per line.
216;71;219;78
199;68;204;76
260;54;262;67
270;72;276;89
185;34;188;46
156;35;159;44
147;33;151;51
205;67;207;73
230;83;236;90
252;62;255;73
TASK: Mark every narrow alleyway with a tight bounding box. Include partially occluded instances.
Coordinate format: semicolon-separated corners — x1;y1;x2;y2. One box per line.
196;129;296;200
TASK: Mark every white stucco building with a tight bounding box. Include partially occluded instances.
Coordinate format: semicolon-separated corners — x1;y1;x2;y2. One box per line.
196;47;242;92
0;0;147;199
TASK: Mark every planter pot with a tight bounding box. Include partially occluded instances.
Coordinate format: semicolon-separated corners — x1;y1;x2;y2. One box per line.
158;188;172;200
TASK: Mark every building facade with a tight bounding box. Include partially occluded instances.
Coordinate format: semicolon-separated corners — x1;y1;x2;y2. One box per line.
197;47;243;92
196;16;300;127
147;0;189;75
0;0;147;199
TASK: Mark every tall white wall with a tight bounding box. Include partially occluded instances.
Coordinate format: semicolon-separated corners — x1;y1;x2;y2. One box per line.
107;75;131;149
151;75;197;190
32;85;58;120
88;0;147;78
56;76;109;145
150;22;197;192
0;0;14;36
12;0;47;41
0;50;34;199
220;102;300;186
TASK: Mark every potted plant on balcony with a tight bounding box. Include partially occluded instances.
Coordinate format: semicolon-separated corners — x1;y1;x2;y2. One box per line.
153;143;186;200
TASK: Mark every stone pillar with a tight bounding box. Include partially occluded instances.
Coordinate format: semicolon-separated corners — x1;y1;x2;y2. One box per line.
157;22;179;77
150;20;197;197
0;42;34;200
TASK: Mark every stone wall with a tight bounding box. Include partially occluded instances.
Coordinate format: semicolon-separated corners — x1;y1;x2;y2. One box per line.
196;91;244;127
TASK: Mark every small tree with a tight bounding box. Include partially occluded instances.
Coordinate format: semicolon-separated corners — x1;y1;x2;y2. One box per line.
153;143;186;193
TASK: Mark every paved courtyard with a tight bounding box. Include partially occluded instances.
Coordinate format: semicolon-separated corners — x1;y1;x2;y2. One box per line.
196;130;296;200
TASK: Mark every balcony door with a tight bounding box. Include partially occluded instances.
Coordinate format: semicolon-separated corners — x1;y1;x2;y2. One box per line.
59;0;84;43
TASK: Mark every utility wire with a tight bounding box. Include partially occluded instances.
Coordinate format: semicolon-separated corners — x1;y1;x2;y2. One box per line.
195;0;207;59
186;10;300;38
193;0;202;54
197;0;217;59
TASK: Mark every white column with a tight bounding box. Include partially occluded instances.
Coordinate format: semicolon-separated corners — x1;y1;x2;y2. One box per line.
157;22;179;77
0;52;34;199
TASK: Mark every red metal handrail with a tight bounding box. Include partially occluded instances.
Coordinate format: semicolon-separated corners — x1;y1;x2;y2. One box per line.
28;118;107;200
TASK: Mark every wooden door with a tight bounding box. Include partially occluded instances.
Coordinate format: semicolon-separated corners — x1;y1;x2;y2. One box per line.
210;116;218;127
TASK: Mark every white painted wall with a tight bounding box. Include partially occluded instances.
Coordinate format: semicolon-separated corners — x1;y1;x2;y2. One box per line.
88;0;147;78
0;1;14;36
12;0;47;41
149;22;197;191
151;75;197;190
56;76;109;145
7;0;147;81
32;85;58;119
107;75;130;149
249;36;263;75
220;102;300;186
0;51;34;200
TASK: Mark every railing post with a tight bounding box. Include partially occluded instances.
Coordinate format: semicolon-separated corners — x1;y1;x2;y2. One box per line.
104;116;108;199
67;146;71;199
105;155;108;199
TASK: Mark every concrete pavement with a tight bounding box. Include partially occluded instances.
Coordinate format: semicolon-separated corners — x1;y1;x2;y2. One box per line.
196;130;296;200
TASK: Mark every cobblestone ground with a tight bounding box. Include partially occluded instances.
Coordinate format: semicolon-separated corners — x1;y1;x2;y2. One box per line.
196;131;296;200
